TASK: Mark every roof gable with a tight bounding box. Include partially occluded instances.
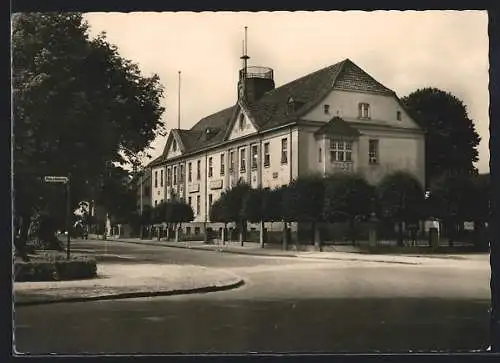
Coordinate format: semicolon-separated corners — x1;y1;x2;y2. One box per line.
225;101;259;141
314;117;361;138
333;59;394;95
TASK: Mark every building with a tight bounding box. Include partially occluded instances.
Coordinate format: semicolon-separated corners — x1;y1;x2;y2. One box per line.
148;57;425;234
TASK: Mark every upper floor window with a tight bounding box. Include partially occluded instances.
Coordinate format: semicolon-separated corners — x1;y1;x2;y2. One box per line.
167;167;172;186
188;196;192;208
330;139;353;162
263;142;270;167
160;169;164;187
319;147;322;163
229;150;235;172
172;139;177;152
208;157;213;178
196;195;201;215
358;103;370;119
396;110;402;121
197;160;201;180
208;194;213;208
188;162;192;182
240;148;246;173
324;104;330;115
369;139;379;165
179;164;184;183
287;97;295;114
154;171;158;188
173;166;177;185
220;153;225;176
251;145;258;169
239;114;245;130
281;138;288;164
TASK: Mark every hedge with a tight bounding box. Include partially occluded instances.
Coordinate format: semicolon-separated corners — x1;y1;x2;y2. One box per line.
14;255;97;282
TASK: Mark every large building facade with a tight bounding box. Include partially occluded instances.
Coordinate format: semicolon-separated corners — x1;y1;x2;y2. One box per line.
147;58;425;233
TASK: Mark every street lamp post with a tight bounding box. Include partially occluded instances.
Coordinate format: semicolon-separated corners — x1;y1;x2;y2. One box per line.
66;173;71;259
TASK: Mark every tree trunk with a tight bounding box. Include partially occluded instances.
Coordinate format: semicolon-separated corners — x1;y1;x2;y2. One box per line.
282;222;289;250
313;221;322;252
350;219;356;246
175;223;180;242
259;220;265;248
397;220;404;247
239;220;244;247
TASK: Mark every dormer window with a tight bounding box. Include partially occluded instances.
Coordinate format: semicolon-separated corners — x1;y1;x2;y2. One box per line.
239;114;245;130
358;103;370;119
172;139;177;151
324;104;330;115
287;97;295;114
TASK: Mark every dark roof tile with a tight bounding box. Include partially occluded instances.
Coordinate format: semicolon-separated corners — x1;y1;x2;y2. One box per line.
314;117;361;137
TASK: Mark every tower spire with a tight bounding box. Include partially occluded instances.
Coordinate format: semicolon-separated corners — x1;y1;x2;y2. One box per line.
240;26;250;80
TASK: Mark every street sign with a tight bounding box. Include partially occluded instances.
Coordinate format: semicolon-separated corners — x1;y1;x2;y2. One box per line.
44;176;69;183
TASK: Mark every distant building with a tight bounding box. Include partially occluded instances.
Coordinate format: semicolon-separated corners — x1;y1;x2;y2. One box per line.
147;57;425;233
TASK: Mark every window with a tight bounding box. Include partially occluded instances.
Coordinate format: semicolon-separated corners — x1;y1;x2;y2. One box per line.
167;168;172;186
173;166;177;185
396;110;402;121
188;196;192;208
155;200;157;207
186;227;191;236
319;147;322;163
160;169;164;187
208;194;213;208
239;114;245;130
229;150;235;172
197;160;201;180
324;104;330;114
196;195;201;215
179;164;184;183
172;139;177;151
251;145;258;169
358;103;370;119
330;139;353;162
208;157;213;177
240;148;246;173
369;139;379;164
220;153;225;176
160;199;163;204
188;162;192;182
287;97;295;114
281;138;288;164
263;142;270;167
194;227;200;235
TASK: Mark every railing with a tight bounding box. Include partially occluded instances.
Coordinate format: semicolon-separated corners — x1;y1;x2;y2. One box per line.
240;66;274;80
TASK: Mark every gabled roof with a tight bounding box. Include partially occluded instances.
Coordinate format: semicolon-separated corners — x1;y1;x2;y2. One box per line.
157;58;397;161
314;117;361;137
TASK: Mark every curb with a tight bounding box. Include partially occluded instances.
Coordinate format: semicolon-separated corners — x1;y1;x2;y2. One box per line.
112;239;297;259
14;279;245;307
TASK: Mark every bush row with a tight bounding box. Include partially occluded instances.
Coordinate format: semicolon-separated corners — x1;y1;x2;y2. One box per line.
14;256;97;282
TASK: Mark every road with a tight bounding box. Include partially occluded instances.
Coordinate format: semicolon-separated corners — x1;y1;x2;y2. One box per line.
14;239;491;354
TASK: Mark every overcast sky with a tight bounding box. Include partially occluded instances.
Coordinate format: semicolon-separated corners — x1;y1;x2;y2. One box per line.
83;11;489;173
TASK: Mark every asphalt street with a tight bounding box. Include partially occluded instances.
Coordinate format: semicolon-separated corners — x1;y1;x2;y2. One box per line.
14;239;491;354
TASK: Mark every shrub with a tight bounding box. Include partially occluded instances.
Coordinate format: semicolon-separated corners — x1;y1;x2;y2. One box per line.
14;255;97;282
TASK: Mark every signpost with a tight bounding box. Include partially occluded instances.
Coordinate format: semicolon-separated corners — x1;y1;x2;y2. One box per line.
44;175;71;259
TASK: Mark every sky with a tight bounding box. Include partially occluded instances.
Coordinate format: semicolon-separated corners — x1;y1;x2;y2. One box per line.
83;11;489;173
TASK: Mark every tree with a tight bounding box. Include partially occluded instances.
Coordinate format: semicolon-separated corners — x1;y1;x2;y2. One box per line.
282;176;326;248
429;173;477;247
220;183;252;246
168;200;195;242
242;188;265;247
401;88;481;187
210;194;232;243
376;171;425;246
323;174;374;245
12;13;165;258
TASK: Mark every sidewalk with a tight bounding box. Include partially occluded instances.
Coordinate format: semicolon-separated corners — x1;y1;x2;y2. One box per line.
14;263;244;306
108;237;486;266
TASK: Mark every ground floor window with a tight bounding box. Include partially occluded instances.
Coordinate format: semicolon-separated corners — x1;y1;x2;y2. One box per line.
186;227;191;235
330;139;353;162
194;227;201;235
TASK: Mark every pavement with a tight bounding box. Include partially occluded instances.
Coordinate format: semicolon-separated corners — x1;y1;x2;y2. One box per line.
14;263;244;306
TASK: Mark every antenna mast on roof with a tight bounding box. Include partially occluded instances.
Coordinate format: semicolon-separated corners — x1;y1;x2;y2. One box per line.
240;26;250;80
177;70;181;130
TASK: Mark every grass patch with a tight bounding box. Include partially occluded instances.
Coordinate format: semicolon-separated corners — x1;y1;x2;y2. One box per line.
14;252;97;282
